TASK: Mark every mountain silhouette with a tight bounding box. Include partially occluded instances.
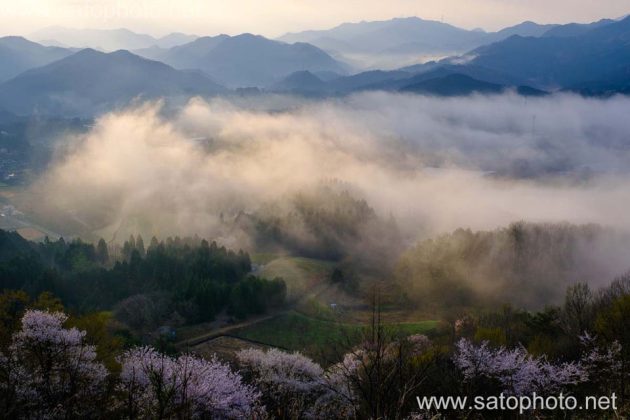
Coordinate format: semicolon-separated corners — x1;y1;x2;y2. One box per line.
0;36;73;82
0;49;225;117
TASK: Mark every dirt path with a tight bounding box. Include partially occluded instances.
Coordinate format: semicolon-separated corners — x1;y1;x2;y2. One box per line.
176;280;333;350
176;311;287;349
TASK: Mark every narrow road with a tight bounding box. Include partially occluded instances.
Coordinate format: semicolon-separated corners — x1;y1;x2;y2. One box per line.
176;310;287;349
176;280;333;350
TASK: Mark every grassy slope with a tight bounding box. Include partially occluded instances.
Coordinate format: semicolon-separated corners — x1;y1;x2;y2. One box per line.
231;310;438;361
255;255;335;300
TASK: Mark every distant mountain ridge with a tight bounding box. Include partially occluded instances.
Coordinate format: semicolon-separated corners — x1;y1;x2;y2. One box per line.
136;33;349;87
271;70;327;94
335;15;630;95
542;19;615;38
272;67;546;97
280;17;485;52
0;36;73;82
459;15;630;89
278;17;562;69
491;21;558;39
0;49;225;117
0;13;628;117
31;27;198;51
400;73;547;97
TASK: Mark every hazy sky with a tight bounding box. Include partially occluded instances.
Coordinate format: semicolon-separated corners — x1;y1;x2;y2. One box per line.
0;0;628;38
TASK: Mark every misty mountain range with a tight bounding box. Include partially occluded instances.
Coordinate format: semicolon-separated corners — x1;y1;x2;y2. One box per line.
133;33;350;87
278;16;623;69
0;49;224;117
278;17;560;69
0;36;74;82
0;14;629;117
31;27;198;51
461;16;630;90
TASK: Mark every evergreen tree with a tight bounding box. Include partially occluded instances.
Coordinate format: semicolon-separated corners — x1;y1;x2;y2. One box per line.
96;238;109;265
148;236;159;253
135;235;145;257
121;241;133;262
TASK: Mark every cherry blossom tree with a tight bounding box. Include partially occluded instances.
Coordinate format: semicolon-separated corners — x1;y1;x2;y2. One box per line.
454;338;587;396
0;310;108;418
237;348;354;419
578;332;622;394
330;334;434;419
118;346;260;419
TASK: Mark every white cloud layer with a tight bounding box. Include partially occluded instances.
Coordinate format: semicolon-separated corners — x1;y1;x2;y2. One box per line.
31;92;630;247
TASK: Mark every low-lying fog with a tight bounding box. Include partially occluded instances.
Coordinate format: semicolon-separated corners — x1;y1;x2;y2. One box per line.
29;91;630;250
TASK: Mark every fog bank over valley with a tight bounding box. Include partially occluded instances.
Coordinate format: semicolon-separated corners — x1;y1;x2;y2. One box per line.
26;93;630;242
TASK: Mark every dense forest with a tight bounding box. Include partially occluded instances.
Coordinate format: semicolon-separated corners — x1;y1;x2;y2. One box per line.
0;230;287;334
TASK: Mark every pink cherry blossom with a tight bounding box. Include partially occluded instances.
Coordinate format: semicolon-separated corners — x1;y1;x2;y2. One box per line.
119;346;260;419
454;339;587;396
237;348;354;419
0;310;108;418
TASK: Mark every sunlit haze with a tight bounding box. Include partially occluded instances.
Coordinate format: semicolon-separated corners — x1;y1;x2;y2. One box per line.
1;0;629;37
2;1;630;417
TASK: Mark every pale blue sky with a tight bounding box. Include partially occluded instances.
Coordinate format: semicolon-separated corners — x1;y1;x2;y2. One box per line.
0;0;628;37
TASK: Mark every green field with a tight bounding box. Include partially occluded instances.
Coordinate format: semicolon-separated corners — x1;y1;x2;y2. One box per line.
255;256;335;300
231;310;438;361
183;255;439;362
